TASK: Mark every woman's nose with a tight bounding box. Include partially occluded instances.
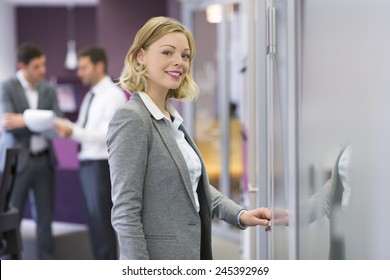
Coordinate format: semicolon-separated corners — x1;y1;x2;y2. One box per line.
172;53;183;66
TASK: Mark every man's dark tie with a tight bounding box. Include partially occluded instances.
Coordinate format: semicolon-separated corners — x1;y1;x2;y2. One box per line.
82;92;95;128
79;92;95;153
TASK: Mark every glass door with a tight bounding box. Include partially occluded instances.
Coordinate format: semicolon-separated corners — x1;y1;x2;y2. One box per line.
263;0;294;260
297;0;390;259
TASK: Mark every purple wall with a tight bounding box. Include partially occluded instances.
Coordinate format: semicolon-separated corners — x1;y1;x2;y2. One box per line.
17;2;181;82
17;7;97;81
167;0;182;21
97;0;168;78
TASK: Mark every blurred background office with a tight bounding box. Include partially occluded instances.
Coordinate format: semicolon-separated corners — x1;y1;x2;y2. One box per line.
1;0;390;260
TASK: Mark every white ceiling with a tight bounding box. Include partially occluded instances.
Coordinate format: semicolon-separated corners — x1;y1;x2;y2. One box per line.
5;0;98;6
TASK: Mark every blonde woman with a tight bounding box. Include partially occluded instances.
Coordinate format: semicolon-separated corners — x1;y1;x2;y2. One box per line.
106;16;271;260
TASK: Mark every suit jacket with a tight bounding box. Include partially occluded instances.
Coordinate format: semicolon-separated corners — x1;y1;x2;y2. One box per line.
0;76;62;172
106;92;244;260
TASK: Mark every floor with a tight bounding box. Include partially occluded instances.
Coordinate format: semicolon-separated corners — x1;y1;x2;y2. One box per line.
212;234;241;260
212;222;242;260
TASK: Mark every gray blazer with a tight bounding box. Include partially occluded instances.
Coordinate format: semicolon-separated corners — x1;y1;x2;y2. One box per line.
0;76;62;172
106;92;245;260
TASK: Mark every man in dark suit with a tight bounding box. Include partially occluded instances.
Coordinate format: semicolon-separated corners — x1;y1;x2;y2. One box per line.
0;43;62;259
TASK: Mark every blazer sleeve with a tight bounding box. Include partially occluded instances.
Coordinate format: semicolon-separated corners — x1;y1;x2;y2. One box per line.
307;178;334;223
209;184;245;228
0;81;14;114
106;105;150;260
306;146;348;223
0;80;31;137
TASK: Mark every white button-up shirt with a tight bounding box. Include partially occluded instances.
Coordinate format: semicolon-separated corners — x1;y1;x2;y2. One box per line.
72;76;127;161
139;92;202;212
17;70;48;153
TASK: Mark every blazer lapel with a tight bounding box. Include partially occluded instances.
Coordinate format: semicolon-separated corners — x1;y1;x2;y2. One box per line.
14;79;30;111
152;119;199;212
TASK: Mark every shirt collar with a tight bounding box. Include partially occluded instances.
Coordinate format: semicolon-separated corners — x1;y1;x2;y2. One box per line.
138;92;183;126
16;70;34;90
90;75;112;96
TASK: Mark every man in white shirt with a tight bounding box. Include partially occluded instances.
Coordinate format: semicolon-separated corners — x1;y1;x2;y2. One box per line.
54;46;127;259
0;43;63;259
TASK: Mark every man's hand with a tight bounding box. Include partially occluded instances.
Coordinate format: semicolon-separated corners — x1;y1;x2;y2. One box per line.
53;118;73;138
1;113;26;129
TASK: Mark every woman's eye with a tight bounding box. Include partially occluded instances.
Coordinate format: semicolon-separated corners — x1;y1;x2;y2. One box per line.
182;54;190;60
162;51;172;56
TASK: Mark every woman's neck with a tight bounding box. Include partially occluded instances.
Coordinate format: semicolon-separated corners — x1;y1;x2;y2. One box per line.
146;90;171;121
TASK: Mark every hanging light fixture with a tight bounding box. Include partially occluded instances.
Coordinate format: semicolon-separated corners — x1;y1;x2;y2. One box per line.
64;4;77;70
206;4;223;23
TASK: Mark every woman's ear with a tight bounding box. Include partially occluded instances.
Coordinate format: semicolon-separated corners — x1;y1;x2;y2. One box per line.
137;48;145;65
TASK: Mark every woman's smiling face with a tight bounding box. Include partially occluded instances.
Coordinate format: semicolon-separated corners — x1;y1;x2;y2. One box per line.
137;32;191;96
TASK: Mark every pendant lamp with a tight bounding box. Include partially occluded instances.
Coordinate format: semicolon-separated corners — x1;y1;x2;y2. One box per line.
64;5;77;70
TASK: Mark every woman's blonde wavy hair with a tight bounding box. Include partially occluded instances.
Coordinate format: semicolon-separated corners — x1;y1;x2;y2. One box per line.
119;16;199;101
